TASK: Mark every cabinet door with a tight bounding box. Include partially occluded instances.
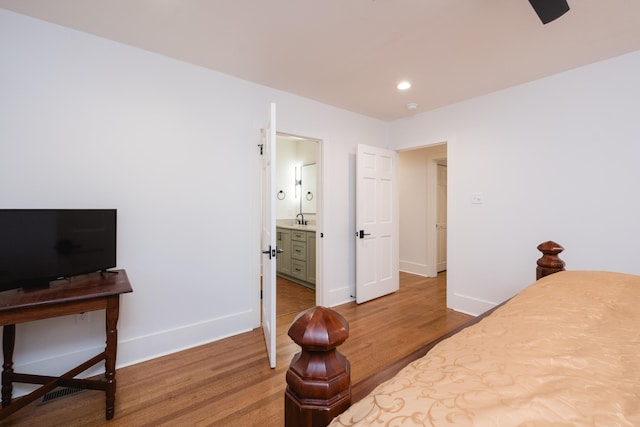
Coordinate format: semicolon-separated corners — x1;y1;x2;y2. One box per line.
307;232;316;285
276;228;291;276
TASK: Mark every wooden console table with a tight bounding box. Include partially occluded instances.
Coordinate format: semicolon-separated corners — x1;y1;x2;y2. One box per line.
0;270;133;421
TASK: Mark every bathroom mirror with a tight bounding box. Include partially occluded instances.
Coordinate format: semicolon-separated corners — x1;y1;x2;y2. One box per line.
300;163;316;214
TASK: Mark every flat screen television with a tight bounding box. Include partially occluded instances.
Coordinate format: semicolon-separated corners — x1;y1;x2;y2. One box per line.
0;209;117;292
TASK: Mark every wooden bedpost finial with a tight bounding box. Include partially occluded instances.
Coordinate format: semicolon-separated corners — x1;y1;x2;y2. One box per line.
536;240;566;280
285;306;351;427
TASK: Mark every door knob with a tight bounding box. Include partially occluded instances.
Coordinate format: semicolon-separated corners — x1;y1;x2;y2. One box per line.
358;230;371;239
262;245;276;259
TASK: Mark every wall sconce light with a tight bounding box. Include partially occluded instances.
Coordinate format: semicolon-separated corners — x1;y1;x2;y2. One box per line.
295;166;302;199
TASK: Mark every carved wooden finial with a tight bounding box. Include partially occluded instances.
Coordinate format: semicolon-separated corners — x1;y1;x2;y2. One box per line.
285;306;351;427
536;240;566;279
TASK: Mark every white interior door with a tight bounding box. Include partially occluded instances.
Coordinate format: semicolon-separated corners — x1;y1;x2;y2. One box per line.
261;103;277;368
436;163;447;272
355;144;399;304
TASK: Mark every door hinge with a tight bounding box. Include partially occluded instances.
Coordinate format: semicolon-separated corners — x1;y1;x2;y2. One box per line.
258;143;264;155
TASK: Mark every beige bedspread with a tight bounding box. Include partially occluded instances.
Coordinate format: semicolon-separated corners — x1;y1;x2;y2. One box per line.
330;271;640;426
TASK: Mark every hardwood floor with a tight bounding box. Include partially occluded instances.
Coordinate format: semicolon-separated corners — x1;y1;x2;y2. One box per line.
275;277;315;317
3;272;472;426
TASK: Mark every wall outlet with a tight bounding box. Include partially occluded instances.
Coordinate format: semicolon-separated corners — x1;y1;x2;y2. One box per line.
76;312;90;323
471;192;484;204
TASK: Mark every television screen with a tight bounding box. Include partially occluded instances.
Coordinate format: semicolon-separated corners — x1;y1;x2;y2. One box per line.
0;209;116;292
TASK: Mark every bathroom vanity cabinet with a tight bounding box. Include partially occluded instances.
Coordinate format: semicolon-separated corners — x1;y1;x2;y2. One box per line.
276;227;291;276
276;226;316;289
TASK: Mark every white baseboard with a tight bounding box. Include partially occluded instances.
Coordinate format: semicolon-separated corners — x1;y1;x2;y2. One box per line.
399;260;434;277
325;284;354;307
10;309;258;398
447;292;497;317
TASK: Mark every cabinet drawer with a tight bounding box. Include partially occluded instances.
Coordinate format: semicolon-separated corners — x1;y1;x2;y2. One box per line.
291;259;307;281
291;241;307;261
291;230;307;242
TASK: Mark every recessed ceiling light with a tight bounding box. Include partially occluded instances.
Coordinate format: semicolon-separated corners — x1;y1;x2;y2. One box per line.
397;81;411;90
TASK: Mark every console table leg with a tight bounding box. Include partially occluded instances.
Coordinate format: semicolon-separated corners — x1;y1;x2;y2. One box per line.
2;324;16;408
104;296;120;420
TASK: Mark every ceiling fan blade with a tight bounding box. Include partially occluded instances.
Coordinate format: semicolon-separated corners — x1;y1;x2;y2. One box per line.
529;0;570;24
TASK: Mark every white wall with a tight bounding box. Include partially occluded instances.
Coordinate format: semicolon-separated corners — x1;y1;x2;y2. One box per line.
275;137;298;220
391;49;640;315
275;138;317;221
0;9;388;384
5;6;638;383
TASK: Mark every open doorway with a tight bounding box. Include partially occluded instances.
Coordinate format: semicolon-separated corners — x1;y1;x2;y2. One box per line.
398;143;447;278
274;133;320;317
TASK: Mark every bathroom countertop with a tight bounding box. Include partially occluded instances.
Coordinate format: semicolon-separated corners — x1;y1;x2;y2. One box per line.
276;222;316;232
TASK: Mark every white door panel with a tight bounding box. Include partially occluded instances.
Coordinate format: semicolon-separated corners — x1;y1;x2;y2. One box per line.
261;103;277;368
355;144;399;304
436;163;447;272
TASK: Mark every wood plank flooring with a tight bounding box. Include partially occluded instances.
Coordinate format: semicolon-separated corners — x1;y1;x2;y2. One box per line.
3;272;472;426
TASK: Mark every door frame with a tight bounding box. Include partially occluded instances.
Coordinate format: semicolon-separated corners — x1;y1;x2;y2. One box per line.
398;143;447;278
275;131;324;306
436;161;447;272
426;150;448;277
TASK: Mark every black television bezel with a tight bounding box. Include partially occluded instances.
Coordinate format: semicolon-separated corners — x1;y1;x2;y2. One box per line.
0;208;117;292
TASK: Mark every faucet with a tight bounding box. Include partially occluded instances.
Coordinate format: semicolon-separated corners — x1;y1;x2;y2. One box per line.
296;213;305;225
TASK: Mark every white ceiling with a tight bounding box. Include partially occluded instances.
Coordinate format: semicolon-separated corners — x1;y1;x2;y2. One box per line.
1;0;640;121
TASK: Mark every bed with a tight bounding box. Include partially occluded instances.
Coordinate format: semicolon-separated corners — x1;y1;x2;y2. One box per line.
284;241;640;426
